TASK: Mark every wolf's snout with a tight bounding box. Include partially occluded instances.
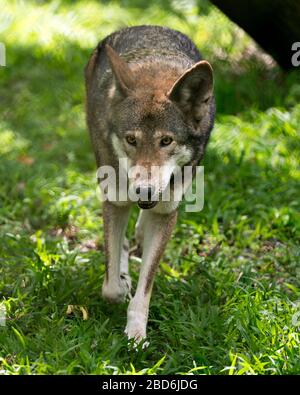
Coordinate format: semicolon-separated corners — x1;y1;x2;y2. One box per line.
135;186;154;201
138;200;158;209
136;185;158;209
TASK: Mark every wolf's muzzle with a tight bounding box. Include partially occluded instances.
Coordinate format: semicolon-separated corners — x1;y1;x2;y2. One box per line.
135;185;154;199
137;200;158;209
135;185;158;209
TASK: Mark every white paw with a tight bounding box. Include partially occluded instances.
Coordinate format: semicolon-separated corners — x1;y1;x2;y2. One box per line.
125;312;148;348
102;274;132;304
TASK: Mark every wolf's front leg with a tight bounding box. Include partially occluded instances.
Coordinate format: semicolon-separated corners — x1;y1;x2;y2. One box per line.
125;209;177;343
102;201;131;303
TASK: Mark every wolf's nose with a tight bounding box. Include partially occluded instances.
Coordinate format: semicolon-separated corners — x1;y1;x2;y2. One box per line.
136;186;154;201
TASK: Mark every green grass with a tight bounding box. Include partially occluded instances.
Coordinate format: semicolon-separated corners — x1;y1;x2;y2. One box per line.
0;0;300;375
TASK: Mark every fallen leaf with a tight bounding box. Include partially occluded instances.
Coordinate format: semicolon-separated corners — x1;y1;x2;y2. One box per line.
17;155;35;165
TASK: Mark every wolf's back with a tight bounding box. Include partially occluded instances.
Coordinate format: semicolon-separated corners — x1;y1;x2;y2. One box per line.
95;25;201;73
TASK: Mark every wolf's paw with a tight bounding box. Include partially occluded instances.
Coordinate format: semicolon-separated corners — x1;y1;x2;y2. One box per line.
125;312;148;348
102;275;131;304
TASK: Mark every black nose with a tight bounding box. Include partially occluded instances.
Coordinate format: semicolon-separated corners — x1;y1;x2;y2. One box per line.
136;186;154;201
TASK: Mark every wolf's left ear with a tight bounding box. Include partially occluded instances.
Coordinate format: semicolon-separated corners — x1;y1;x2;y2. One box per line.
105;44;135;95
168;60;213;129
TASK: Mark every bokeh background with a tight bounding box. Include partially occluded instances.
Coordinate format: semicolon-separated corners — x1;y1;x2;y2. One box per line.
0;0;299;374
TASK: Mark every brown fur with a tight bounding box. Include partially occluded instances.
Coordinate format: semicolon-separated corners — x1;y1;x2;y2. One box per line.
144;210;177;294
85;26;215;343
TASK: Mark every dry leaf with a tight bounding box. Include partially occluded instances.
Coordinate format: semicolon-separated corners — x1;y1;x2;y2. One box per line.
17;155;35;165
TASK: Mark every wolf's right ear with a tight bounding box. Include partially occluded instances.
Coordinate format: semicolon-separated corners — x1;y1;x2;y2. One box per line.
105;45;135;95
168;60;213;129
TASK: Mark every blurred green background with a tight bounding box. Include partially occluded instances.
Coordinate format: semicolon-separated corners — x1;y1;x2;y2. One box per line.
0;0;299;374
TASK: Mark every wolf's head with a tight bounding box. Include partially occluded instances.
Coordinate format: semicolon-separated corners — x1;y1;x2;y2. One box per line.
105;45;214;209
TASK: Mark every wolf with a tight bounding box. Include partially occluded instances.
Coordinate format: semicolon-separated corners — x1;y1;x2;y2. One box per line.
85;25;215;344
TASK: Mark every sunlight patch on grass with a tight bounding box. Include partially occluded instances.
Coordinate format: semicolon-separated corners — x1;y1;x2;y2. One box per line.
211;104;300;180
1;0;251;62
0;122;29;156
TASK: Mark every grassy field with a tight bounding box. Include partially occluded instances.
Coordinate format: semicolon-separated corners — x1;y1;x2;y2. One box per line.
0;0;300;374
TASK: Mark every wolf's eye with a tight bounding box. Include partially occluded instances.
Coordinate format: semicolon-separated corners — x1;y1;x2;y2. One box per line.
160;136;173;146
126;135;136;146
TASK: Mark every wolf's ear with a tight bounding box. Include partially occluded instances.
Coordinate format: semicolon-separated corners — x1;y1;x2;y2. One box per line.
168;60;213;128
105;44;135;95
